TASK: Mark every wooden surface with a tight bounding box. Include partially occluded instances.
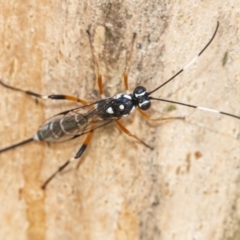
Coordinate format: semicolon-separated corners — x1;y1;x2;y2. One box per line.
0;1;240;240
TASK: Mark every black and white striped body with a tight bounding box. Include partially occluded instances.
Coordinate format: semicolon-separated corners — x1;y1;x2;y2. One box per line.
33;113;88;142
33;86;151;142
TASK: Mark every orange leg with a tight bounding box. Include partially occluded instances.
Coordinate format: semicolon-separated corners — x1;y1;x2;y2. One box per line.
42;131;93;189
86;29;104;97
0;80;88;105
137;108;185;121
116;120;153;150
123;72;129;92
123;33;137;91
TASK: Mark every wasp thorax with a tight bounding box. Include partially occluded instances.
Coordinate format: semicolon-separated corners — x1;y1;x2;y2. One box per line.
133;86;151;110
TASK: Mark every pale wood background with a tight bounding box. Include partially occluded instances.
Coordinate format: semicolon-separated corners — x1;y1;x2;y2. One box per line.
0;1;240;240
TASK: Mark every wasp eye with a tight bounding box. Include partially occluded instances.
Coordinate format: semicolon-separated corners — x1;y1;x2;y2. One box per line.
133;86;146;98
139;100;151;110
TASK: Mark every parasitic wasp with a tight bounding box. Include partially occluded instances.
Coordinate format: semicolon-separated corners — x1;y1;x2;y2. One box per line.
1;22;239;189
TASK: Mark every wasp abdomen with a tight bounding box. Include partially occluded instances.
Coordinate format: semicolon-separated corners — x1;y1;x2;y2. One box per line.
34;114;88;142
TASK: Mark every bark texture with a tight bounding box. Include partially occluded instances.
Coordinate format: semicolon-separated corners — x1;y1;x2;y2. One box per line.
0;1;240;240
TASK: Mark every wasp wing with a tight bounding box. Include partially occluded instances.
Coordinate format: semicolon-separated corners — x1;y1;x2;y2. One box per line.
36;98;120;142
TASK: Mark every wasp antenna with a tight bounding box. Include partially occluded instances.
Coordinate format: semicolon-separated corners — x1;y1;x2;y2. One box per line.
148;21;219;95
150;97;240;120
0;138;34;153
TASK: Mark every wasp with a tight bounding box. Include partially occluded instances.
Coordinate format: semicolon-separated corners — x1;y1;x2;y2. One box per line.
1;22;237;189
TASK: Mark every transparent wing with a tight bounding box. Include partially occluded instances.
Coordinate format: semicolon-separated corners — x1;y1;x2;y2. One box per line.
36;98;121;142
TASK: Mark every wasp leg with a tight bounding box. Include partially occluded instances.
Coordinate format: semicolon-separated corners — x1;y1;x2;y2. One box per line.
0;80;88;105
137;108;185;121
116;120;153;150
41;131;93;189
86;29;103;97
123;33;137;91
